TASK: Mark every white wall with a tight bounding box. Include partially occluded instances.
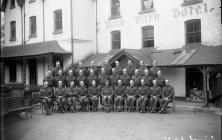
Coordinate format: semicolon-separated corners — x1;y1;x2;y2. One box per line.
97;0;222;53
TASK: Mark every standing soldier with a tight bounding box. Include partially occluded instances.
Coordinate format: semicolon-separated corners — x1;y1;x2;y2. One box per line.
40;81;53;115
114;61;123;76
120;69;130;87
159;80;174;113
43;70;54;87
88;80;100;111
87;61;98;76
76;70;86;87
65;69;76;87
87;69;98;87
150;80;161;113
125;60;136;77
75;61;86;76
126;80;137;112
54;70;65;87
101;79;113;112
143;69;153;87
150;60;160;79
132;69;142;87
65;81;79;113
137;79;149;113
103;59;112;75
52;61;63;77
156;70;166;89
110;68;120;89
78;81;89;111
138;61;147;76
114;80;125;112
55;80;66;113
98;68;109;91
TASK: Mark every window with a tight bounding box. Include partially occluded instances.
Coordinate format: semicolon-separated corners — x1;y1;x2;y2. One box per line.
54;9;63;33
141;0;154;11
111;30;121;49
9;61;16;82
10;0;15;9
10;21;16;41
142;26;154;48
182;0;203;6
185;19;201;44
29;16;37;37
111;0;120;18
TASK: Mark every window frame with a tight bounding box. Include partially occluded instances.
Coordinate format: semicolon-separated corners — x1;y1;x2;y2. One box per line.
10;21;16;41
111;30;121;49
185;19;201;45
10;0;16;9
53;9;63;34
29;16;37;38
142;26;154;48
110;0;121;18
140;0;155;13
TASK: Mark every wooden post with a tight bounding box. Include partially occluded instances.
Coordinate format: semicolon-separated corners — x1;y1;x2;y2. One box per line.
22;59;27;85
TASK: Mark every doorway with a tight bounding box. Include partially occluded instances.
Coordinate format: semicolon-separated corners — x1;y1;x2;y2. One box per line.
29;58;37;85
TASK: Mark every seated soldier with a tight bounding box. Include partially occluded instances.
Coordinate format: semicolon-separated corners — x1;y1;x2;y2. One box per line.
65;81;79;113
65;69;76;87
76;70;86;87
40;81;53;115
159;80;174;113
110;68;119;89
54;69;65;88
78;81;89;111
114;80;125;112
132;69;142;87
120;69;130;87
87;69;98;88
101;79;113;112
137;79;149;113
88;80;100;112
55;80;66;113
150;80;161;113
126;80;137;112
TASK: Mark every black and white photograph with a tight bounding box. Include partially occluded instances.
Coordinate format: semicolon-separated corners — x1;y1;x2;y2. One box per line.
0;0;222;140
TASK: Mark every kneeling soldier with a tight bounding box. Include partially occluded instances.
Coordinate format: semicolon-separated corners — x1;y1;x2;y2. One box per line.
126;80;137;112
88;80;100;111
101;79;113;112
114;80;125;112
78;81;89;111
65;81;78;113
40;81;53;115
137;79;149;113
159;80;174;113
55;80;66;113
150;80;161;113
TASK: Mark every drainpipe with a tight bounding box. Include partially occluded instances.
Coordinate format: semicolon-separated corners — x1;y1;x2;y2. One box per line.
70;0;74;64
42;0;45;42
96;0;98;54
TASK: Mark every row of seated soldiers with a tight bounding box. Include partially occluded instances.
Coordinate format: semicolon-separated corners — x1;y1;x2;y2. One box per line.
40;60;175;115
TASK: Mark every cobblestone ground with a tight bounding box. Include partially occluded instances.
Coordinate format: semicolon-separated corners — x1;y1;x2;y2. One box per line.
1;109;221;140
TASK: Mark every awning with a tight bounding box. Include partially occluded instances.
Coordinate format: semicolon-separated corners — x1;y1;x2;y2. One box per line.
1;40;71;59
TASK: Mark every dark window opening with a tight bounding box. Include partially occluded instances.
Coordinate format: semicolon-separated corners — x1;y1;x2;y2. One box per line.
10;0;15;9
141;0;154;11
9;61;17;82
111;30;121;49
142;26;154;48
185;19;201;44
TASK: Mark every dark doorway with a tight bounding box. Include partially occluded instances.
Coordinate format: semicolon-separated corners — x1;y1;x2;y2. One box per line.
29;59;37;85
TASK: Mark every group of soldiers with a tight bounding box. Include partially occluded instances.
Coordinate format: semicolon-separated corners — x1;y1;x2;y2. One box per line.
40;60;174;115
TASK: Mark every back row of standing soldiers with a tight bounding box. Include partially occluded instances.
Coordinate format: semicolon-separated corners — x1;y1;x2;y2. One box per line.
42;60;174;114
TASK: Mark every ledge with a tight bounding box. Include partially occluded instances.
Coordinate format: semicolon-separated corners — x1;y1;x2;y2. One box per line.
29;34;37;38
53;30;63;34
181;0;203;6
9;38;16;41
108;15;122;20
139;9;155;14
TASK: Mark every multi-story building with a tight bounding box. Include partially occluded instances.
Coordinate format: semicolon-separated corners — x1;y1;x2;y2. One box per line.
1;0;96;85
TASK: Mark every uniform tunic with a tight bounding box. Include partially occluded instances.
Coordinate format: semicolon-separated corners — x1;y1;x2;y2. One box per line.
138;66;147;76
110;73;120;86
132;74;142;86
55;87;66;96
114;85;125;97
87;74;98;86
142;75;153;87
125;65;136;77
138;85;149;97
88;86;100;97
156;76;166;88
162;85;174;100
101;86;113;96
120;74;130;86
51;66;63;77
103;64;112;75
150;86;161;97
65;87;78;97
126;86;137;97
78;86;88;97
54;75;66;87
65;75;76;87
115;66;123;76
43;76;54;87
76;75;86;86
150;66;160;79
40;87;53;97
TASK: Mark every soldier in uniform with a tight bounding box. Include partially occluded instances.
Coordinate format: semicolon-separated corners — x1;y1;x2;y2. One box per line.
120;69;130;87
43;70;54;87
150;80;161;113
132;69;142;87
65;69;76;87
126;80;137;112
103;59;112;75
156;70;166;89
150;60;160;79
142;69;153;87
55;80;66;113
76;70;86;87
98;68;109;91
40;81;53;115
65;81;79;113
52;61;63;77
159;80;174;113
125;60;136;77
87;69;98;87
114;61;123;76
75;61;86;76
88;80;100;111
54;70;65;88
78;81;89;111
137;79;149;113
110;68;120;89
87;61;98;76
101;79;113;112
114;80;125;112
138;61;147;76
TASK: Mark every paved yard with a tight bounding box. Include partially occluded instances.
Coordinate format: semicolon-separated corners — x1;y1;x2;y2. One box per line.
1;109;221;140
